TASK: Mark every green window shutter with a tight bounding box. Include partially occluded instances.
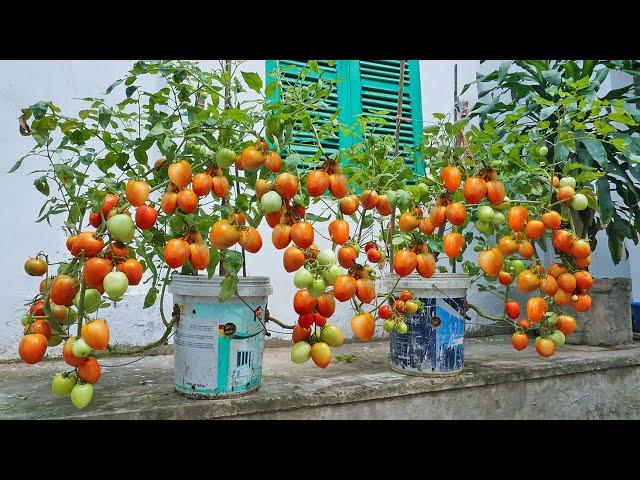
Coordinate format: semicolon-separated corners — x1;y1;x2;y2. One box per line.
349;60;424;175
265;60;352;171
265;60;423;174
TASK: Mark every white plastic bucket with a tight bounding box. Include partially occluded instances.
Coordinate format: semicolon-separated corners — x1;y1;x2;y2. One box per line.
169;275;272;399
383;273;470;376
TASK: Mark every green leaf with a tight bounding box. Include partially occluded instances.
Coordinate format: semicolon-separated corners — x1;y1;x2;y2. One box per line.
222;250;244;275
30;101;49;119
207;249;221;279
539;105;558;120
581;138;608;167
8;156;26;173
143;287;159;309
607;229;623;265
219;275;238;303
542;69;562;86
125;85;138;98
575;171;605;183
98;106;112;129
105;78;124;94
34;176;50;196
241;71;263;93
306;213;331;222
596;176;614;225
220;108;253;125
265;81;277;97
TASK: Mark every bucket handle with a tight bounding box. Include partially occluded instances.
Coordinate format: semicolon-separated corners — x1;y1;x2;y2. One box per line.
431;284;472;321
234;292;271;337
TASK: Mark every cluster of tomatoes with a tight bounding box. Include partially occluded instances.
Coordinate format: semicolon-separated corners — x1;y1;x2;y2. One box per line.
462;167;594;358
378;290;420;334
19;184;146;408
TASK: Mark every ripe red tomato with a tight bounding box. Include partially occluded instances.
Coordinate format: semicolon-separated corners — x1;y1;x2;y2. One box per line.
378;305;392;319
504;301;520;319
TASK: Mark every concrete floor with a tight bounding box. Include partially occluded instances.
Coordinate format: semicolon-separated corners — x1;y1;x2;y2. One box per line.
2;335;640;419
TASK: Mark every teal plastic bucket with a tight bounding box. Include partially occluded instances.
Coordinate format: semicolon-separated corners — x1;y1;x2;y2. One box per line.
169;275;272;399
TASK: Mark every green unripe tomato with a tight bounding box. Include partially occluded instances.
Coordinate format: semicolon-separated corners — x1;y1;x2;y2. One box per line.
103;271;129;301
260;191;283;213
322;265;344;285
52;372;77;397
317;249;337;266
21;315;31;326
71;338;92;358
476;220;492;235
417;183;429;198
510;260;526;276
320;324;345;347
477;205;495;222
545;312;558;326
495;196;510;211
70;383;94;409
352;243;361;256
308;277;327;298
107;214;135;243
290;341;311;364
539;145;549;157
491;211;506;225
216;148;236;169
294;267;313;289
386;191;397;207
73;289;102;314
559;176;576;188
571;193;588;211
548;329;566;347
383;320;395;333
395;322;408;334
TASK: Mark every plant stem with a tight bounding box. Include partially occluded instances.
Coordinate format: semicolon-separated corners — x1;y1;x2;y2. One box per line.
75;277;87;337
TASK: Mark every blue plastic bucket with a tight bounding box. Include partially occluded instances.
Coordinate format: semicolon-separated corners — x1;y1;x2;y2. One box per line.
169;275;272;399
632;302;640;333
385;273;469;376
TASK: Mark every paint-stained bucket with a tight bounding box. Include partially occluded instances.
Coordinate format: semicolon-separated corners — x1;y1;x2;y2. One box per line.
169;275;272;399
384;273;469;376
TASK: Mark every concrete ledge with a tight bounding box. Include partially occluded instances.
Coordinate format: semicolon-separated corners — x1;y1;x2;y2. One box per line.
2;335;640;419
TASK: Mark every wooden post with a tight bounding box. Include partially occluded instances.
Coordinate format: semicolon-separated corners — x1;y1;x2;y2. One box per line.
389;60;407;273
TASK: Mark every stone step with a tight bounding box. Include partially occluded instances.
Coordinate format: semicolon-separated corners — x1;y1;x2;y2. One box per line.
1;335;639;419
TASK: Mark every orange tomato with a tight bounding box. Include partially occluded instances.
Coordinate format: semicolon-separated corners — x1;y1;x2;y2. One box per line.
571;239;591;259
512;332;528;351
554;288;572;306
376;195;393;216
516;270;539;293
542;211;562;231
575;255;592;268
306;170;330;197
518;240;534;259
271;223;292;250
83;257;113;289
526;296;547;323
539;275;559;296
292;324;311;343
575;271;594;291
355;278;376;304
557;186;575;203
478;248;503;276
416;252;436;278
283;246;305;273
71;232;105;258
290;222;314;249
188;241;210;270
328;219;350;245
161;191;178;214
498;236;519;256
340;195;360;215
498;271;512;285
338;246;357;269
525;220;545;240
264;152;282;173
552;230;574;254
50;275;80;306
274;173;299;200
135;205;158;230
293;289;317;315
445;202;467;226
125;179;150;207
360;190;379;210
351;312;375;340
238;227;263;253
329;172;348;199
429;205;447;227
212;176;230;198
399;211;419;232
443;232;465;259
77;357;101;384
507;206;529;231
164;239;190;268
19;334;48;364
317;293;336;318
419;217;436;235
557;272;577;293
241;146;264;170
333;275;358;302
557;315;577;336
210;220;240;249
393;249;418;276
81;319;110;350
486;180;505;205
463;177;487;204
177;189;198;213
192;173;213;197
573;294;592;312
168;160;192;188
440;166;461;192
535;337;556;358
